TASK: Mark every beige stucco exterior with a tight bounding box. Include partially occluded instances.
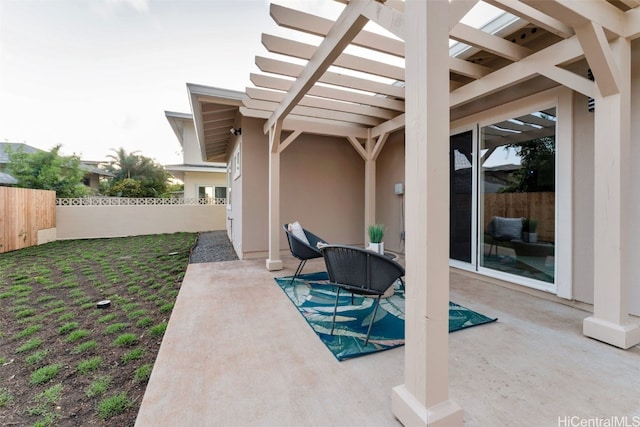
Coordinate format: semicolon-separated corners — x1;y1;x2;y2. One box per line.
56;204;226;240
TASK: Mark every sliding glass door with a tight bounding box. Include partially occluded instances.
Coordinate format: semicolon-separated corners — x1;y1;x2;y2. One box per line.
479;108;556;283
450;108;557;287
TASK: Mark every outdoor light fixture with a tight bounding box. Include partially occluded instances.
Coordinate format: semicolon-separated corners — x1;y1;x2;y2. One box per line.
230;127;242;136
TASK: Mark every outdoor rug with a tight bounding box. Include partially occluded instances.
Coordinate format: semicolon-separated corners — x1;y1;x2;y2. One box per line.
275;271;497;361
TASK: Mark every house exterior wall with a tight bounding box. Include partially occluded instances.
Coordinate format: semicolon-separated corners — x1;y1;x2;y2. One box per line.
376;130;406;254
182;122;203;165
182;171;226;199
233;117;366;259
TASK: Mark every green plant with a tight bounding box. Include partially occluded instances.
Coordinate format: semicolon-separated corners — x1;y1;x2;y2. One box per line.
104;323;129;334
66;329;90;342
522;218;538;233
86;376;112;398
368;224;385;243
120;348;144;364
14;324;41;339
134;363;153;383
77;356;102;375
97;392;130;420
30;363;63;385
97;313;117;323
16;337;43;354
136;317;153;328
113;333;137;347
58;322;79;335
0;387;14;407
26;350;49;365
149;322;167;338
71;340;97;354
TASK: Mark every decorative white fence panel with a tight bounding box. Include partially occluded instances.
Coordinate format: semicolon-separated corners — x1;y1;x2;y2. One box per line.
56;197;227;240
56;197;226;206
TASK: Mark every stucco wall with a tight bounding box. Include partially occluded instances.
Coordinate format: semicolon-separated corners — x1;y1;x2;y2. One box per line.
56;205;226;239
183;171;226;199
376;130;406;254
235;118;366;259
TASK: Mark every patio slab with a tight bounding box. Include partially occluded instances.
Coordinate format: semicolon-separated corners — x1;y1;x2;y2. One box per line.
135;256;640;426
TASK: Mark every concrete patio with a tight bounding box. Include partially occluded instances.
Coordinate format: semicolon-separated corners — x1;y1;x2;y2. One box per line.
135;255;640;427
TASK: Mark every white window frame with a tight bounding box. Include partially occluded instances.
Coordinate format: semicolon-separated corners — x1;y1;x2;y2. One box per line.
449;87;573;298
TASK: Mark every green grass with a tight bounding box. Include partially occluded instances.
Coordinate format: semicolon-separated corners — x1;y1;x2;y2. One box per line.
97;392;131;420
15;307;36;319
113;333;137;347
86;376;112;398
16;337;43;354
30;363;63;385
58;321;79;335
14;324;41;339
71;340;97;354
149;322;168;338
134;363;153;383
66;329;90;342
25;349;49;366
0;387;14;407
97;313;117;323
104;323;129;334
77;356;102;375
120;348;144;364
136;317;153;328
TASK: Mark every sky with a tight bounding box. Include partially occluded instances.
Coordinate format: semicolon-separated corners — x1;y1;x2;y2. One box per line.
0;0;501;166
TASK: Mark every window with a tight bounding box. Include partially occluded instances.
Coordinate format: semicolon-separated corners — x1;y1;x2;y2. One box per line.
197;185;227;204
233;145;241;180
480;108;556;284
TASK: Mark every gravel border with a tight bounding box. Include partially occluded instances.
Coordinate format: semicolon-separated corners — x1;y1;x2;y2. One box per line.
189;231;239;263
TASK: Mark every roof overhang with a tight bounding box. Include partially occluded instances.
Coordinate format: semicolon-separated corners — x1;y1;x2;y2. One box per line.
164;111;193;148
187;83;245;162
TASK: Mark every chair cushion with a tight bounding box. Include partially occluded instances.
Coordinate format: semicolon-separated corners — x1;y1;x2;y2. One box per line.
492;217;523;240
288;221;310;245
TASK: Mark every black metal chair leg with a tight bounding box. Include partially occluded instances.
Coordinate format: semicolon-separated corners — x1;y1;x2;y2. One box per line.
330;288;341;336
364;297;381;346
290;259;307;285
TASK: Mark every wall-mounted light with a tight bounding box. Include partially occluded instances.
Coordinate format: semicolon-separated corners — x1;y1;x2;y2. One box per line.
230;127;242;136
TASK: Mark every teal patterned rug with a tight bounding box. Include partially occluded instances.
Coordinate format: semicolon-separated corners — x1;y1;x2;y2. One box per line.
275;272;497;361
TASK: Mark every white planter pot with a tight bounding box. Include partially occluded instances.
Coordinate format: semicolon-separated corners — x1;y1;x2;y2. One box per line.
523;232;538;243
369;242;384;254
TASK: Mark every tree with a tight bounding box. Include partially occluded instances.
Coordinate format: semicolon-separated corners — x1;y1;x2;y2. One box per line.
104;148;169;197
501;136;555;193
7;144;91;198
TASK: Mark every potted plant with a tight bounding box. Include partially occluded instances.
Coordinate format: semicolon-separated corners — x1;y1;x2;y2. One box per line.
522;218;538;243
368;224;385;254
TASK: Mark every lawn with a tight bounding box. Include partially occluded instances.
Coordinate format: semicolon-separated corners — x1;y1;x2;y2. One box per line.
0;233;196;426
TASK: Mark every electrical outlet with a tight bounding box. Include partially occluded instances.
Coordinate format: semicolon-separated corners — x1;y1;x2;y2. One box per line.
400;231;405;240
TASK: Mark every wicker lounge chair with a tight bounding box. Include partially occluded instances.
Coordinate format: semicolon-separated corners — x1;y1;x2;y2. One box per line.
320;244;405;345
283;223;327;285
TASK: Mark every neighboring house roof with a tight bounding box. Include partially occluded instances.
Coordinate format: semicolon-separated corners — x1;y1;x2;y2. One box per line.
0;171;18;185
0;142;40;162
0;142;114;179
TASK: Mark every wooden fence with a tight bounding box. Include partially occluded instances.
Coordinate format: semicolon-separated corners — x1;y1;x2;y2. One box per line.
0;187;56;253
484;192;555;242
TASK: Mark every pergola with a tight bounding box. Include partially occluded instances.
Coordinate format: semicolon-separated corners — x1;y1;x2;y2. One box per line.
239;1;640;425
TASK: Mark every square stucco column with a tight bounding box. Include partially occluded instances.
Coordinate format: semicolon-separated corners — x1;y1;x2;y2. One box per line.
583;38;640;349
266;139;283;271
392;1;463;426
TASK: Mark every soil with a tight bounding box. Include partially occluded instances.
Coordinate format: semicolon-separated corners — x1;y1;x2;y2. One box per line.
0;231;237;426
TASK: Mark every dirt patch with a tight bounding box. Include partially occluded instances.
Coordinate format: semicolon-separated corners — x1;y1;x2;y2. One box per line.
0;233;200;426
